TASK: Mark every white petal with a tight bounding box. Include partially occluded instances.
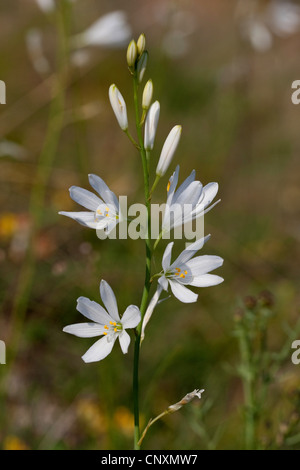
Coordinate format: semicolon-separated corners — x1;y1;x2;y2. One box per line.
172;169;196;202
158;276;169;291
121;305;141;329
173;180;202;208
100;280;120;321
88;174;119;210
162;242;174;271
187;255;224;276
140;285;163;343
76;296;111;324
118;330;131;354
82;336;116;363
69;186;102;211
58;211;98;229
190;274;224;287
63;322;104;338
171;235;211;267
168;279;198;303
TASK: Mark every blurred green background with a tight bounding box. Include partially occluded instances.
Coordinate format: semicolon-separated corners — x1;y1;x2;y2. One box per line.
0;0;300;450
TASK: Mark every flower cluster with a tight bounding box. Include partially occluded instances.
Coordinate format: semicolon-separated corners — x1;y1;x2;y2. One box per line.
60;33;223;367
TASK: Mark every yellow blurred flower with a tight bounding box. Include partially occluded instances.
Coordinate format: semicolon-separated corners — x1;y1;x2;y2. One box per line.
0;213;18;238
3;435;29;450
76;397;108;435
113;406;134;437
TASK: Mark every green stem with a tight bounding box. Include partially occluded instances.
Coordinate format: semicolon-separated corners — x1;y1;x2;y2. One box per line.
239;323;256;450
132;73;152;450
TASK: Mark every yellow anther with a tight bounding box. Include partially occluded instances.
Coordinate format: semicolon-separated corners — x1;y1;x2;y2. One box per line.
109;321;114;325
176;267;181;272
103;332;108;336
114;328;117;332
175;272;180;276
104;325;109;330
180;273;185;278
184;270;188;275
113;322;117;326
97;209;102;215
167;181;171;192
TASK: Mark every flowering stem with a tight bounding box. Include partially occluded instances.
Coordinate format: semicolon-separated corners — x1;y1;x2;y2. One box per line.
132;73;152;450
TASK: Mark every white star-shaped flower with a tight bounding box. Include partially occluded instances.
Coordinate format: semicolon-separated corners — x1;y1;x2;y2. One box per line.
59;174;120;234
158;235;224;303
63;280;141;363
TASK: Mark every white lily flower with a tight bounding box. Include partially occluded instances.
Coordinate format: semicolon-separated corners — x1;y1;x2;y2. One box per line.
72;11;131;49
63;280;141;363
141;235;223;341
109;84;128;131
162;165;220;235
156;125;182;177
158;235;224;303
59;173;120;234
144;101;160;150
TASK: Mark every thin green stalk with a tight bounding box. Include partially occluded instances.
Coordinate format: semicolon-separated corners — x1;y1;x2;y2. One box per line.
239;324;256;450
132;73;152;450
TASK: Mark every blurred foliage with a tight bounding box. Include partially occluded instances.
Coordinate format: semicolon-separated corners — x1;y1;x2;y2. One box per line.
0;0;300;450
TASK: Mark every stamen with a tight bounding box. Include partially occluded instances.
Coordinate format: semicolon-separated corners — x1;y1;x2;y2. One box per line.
103;332;108;336
167;180;171;192
180;273;185;278
114;328;117;332
104;325;109;330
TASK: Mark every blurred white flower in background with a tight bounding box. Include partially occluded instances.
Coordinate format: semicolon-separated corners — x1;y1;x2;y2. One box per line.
35;0;77;13
25;28;50;75
71;11;132;49
0;140;27;160
237;0;300;53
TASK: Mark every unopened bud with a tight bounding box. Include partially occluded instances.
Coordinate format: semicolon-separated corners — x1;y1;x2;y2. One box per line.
144;101;160;150
142;79;153;110
137;51;148;83
127;39;137;68
108;84;128;131
137;33;146;56
156;125;182;176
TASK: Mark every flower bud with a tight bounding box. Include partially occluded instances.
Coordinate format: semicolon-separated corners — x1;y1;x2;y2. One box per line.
126;39;137;68
137;51;148;83
156;125;182;176
137;33;146;56
108;84;128;131
144;101;160;150
142;79;153;110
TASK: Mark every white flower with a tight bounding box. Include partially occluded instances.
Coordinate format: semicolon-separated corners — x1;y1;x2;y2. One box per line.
59;173;120;234
109;84;128;131
144;101;160;150
63;280;141;363
141;236;223;341
156;125;182;177
162;165;220;235
158;235;224;303
72;11;131;49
